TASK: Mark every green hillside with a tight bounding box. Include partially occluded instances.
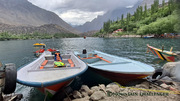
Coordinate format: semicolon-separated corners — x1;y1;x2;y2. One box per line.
94;0;179;37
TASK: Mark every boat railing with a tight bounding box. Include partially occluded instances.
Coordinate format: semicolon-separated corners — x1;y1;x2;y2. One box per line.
92;62;131;66
27;66;80;72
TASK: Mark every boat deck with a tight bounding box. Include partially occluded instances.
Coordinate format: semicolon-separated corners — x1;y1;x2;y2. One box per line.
17;51;87;87
76;50;155;75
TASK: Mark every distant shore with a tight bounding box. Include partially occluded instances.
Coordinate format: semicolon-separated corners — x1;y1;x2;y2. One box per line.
103;34;180;38
108;34;141;38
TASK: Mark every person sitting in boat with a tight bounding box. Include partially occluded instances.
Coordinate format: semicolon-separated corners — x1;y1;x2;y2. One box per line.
54;50;65;67
42;45;46;50
54;50;62;61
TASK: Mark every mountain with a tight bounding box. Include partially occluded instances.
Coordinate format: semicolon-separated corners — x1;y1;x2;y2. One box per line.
0;23;72;34
74;0;168;32
74;0;143;32
0;0;80;34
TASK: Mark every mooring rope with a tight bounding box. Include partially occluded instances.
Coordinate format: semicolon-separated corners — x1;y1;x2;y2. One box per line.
114;82;180;94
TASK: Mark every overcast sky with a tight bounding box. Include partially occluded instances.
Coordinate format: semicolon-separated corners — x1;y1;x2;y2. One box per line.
28;0;139;25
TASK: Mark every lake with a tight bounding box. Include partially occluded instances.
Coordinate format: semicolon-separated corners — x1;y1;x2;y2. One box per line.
0;37;180;101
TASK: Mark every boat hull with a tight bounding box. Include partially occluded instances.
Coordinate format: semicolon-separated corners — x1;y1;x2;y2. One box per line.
17;51;88;98
147;44;177;62
89;67;148;85
75;50;154;85
38;79;73;97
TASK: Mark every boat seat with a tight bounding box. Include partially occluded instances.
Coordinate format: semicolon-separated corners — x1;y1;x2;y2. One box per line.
42;60;48;66
44;64;54;68
78;54;87;58
87;53;96;57
80;57;99;60
44;60;54;68
94;55;111;63
45;55;54;60
62;55;71;59
40;60;55;69
68;59;75;67
40;66;44;69
78;53;98;59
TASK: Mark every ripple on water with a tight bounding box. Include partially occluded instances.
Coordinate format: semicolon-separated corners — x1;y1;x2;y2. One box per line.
0;37;179;101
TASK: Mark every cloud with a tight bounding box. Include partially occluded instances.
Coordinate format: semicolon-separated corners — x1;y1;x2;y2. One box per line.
28;0;139;25
56;9;105;25
126;5;134;8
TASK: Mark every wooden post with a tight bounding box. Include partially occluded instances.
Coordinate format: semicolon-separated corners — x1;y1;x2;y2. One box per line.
170;47;173;52
162;45;164;52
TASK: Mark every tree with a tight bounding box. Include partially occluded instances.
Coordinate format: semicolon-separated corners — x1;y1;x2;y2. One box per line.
144;4;147;18
136;6;140;21
121;14;124;26
126;13;131;32
103;20;111;34
154;0;159;12
162;0;165;7
151;4;155;15
140;6;143;20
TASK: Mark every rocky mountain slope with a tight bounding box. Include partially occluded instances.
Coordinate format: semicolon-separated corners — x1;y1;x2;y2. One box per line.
0;23;72;34
0;0;79;34
75;0;168;32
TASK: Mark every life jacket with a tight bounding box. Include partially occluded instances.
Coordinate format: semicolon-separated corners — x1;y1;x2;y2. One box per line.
39;49;45;53
54;61;65;67
54;52;62;61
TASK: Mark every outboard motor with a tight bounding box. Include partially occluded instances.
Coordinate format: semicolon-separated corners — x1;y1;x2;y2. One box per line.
0;62;17;95
82;49;87;54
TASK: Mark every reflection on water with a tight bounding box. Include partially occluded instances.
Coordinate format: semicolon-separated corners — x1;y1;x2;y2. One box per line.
0;37;180;100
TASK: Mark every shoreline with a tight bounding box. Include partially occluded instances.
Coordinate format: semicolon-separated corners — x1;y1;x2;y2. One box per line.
108;34;141;38
63;81;180;101
103;34;180;38
63;61;180;101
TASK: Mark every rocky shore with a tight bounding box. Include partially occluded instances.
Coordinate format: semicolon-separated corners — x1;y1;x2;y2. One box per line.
63;61;180;101
63;82;180;101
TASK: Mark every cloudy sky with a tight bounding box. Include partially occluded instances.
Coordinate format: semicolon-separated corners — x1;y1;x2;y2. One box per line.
28;0;139;25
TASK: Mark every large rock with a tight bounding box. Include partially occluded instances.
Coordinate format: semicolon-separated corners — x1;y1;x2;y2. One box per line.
80;85;91;95
176;53;180;60
162;61;180;78
91;86;100;92
81;91;89;97
72;96;90;101
106;83;120;92
63;97;70;101
72;90;82;99
161;76;173;81
90;91;106;101
174;62;180;81
105;88;114;93
99;84;106;90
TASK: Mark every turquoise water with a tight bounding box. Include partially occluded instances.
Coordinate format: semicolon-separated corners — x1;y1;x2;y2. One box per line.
0;37;180;100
